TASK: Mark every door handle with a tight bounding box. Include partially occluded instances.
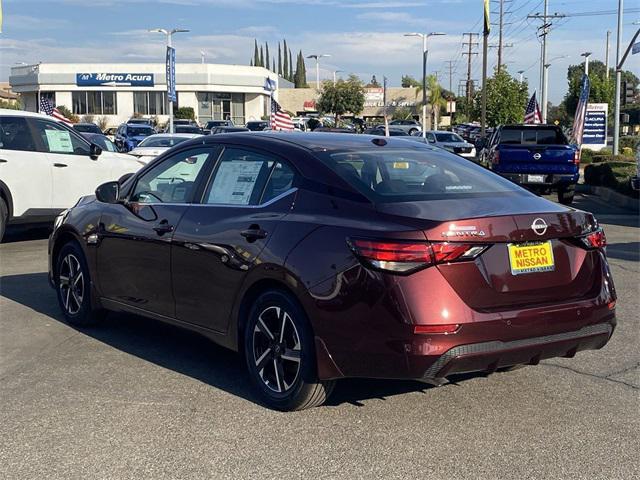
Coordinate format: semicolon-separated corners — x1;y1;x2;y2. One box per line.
240;225;268;242
53;163;68;168
153;220;174;236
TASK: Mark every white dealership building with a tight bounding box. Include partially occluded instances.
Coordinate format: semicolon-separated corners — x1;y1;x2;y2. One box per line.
9;63;290;127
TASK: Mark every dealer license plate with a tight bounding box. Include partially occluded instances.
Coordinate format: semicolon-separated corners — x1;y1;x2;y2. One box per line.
507;241;555;275
527;174;545;183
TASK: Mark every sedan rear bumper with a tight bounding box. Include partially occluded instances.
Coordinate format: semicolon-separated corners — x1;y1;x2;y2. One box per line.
420;322;612;380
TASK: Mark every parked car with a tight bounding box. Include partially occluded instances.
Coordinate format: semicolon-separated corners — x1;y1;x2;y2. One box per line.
114;123;156;152
128;133;202;164
127;118;154;126
407;130;476;159
484;124;580;204
203;120;234;134
632;143;640;191
364;127;409;136
47;132;616;410
387;119;422;135
245;121;269;132
210;126;250;135
73;123;102;135
173;125;203;135
0;109;142;241
79;133;119;153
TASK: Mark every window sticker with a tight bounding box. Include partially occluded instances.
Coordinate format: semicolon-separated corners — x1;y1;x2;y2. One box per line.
45;129;74;153
208;160;264;205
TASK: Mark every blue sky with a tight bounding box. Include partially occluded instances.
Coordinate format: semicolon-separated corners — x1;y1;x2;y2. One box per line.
1;0;638;103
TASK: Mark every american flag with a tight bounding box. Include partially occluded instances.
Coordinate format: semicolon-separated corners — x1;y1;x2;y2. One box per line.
39;97;73;125
270;97;294;131
524;92;542;124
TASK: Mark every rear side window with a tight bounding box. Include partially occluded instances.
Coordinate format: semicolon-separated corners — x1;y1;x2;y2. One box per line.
32;119;91;155
318;146;525;202
499;127;567;145
0;116;36;151
262;163;295;203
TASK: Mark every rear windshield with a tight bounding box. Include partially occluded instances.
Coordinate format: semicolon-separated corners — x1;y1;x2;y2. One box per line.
127;126;155;136
435;133;464;143
138;136;191;148
317;146;524;202
499;127;567;145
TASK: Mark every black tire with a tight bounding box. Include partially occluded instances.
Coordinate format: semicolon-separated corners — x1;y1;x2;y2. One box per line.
558;185;575;205
409;128;418;136
244;289;335;411
0;197;7;243
55;241;105;327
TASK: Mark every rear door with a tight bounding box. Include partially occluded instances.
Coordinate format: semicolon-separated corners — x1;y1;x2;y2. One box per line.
0;115;53;217
171;146;296;332
30;118;110;209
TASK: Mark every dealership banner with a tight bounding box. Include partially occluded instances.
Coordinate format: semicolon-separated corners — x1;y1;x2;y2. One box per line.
76;73;154;87
166;46;176;102
570;74;590;145
582;103;608;150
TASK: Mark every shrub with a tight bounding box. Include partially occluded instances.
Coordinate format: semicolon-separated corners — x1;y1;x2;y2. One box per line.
56;105;79;123
95;116;109;131
620;135;639;151
174;107;195;120
80;115;94;124
584;162;639;199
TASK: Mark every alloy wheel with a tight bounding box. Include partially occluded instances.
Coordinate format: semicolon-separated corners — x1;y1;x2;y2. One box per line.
252;306;302;393
59;253;84;315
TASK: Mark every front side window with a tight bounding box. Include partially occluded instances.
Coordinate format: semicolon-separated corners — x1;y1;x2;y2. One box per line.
32;119;90;155
204;148;278;206
131;148;214;204
0;116;36;151
318;146;527;202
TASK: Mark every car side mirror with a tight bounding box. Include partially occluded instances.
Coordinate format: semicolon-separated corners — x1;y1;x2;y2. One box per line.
95;181;120;204
90;143;102;160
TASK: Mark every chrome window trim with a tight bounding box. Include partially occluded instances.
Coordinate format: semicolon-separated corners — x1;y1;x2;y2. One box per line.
129;187;297;209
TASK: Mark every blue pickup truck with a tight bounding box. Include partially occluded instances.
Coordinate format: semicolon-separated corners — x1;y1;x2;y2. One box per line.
483;124;580;204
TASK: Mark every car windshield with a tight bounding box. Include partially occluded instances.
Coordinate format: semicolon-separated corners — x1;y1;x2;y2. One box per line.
206;121;226;128
317;146;524;202
435;133;464;143
175;126;201;133
128;126;154;136
74;124;100;133
138;136;191;148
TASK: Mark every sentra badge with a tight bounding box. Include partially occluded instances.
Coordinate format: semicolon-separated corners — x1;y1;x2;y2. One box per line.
441;224;486;238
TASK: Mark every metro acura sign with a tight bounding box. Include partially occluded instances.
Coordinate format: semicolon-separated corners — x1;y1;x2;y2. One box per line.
76;73;154;87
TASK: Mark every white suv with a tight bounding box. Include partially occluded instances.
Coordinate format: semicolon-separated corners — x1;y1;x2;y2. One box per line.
0;109;143;241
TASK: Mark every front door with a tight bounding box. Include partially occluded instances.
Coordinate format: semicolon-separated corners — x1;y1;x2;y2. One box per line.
96;146;217;317
30;118;107;209
171;146;296;332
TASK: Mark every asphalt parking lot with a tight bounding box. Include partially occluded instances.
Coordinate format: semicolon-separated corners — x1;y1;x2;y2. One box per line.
0;192;638;480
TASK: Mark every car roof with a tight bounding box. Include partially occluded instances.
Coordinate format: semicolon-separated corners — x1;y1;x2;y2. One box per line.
143;133;201;139
0;108;64;121
197;131;439;153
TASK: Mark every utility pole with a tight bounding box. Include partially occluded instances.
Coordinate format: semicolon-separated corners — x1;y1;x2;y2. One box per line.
613;0;623;155
528;3;565;123
444;60;456;93
498;0;504;70
605;30;611;79
462;33;479;104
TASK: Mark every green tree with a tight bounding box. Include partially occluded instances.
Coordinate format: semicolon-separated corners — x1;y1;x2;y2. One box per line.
366;75;380;88
289;50;294;82
294;51;308;88
401;75;421;88
392;106;414;120
316;75;365;125
265;43;270;71
174;106;195;120
278;42;282;75
259;46;264;68
472;68;528;126
253;40;260;67
282;40;289;80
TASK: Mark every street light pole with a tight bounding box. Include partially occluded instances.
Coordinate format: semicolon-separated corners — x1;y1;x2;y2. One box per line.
306;54;331;90
149;27;189;134
517;70;525;82
404;32;445;137
613;0;623;155
581;52;592;76
332;70;343;85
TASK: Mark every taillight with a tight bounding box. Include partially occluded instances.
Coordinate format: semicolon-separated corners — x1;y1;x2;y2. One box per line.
573;148;581;165
492;150;500;165
348;238;488;274
574;228;607;250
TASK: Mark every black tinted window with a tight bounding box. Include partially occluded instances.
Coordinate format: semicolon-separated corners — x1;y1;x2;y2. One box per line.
0;116;36;151
262;163;295;203
500;127;567;145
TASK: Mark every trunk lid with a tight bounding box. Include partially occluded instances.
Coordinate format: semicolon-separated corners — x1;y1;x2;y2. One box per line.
377;196;601;311
496;144;577;175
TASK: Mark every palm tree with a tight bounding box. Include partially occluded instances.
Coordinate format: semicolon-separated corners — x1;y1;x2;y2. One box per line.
415;74;447;129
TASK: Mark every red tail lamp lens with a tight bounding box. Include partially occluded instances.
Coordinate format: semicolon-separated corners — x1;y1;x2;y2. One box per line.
349;239;488;273
414;324;460;335
584;229;606;249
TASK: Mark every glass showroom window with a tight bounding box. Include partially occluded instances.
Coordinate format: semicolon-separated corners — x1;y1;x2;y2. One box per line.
72;92;118;115
133;91;167;115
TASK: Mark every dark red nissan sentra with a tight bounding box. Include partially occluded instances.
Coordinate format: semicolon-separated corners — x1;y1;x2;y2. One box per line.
48;132;616;410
